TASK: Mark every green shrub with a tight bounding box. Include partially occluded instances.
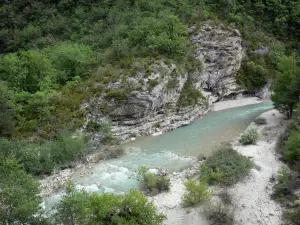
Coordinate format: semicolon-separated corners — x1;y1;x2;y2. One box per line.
283;207;300;225
135;166;170;194
239;128;259;145
148;78;159;89
201;143;253;186
54;182;166;225
178;80;204;107
283;127;300;170
204;203;234;225
182;180;212;207
271;167;294;201
106;89;128;104
86;121;111;133
254;117;267;125
276;120;300;154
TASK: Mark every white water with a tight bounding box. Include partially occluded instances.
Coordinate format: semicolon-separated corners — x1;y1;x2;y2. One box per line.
45;102;273;209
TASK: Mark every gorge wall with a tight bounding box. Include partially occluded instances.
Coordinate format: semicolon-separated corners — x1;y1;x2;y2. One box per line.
88;24;245;140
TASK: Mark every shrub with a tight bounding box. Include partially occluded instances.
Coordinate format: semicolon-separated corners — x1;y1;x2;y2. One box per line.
282;127;300;170
135;166;170;194
271;167;294;201
239;128;259;145
54;182;166;225
254;117;267;125
178;80;205;107
203;203;234;225
283;207;300;225
106;89;128;104
201;143;253;186
148;78;159;89
182;180;212;207
276;120;300;154
218;189;232;205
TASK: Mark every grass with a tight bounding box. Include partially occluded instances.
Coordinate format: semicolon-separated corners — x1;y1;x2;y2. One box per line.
239;128;259;145
200;143;253;186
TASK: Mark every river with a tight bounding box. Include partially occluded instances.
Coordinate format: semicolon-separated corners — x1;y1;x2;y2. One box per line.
44;101;273;209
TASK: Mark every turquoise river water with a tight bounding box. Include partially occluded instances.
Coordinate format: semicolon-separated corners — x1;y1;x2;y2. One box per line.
45;101;273;209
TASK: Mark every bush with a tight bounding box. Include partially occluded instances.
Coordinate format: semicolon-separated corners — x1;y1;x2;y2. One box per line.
54;182;166;225
276;120;300;154
282;127;300;170
135;166;170;194
283;207;300;225
203;203;234;225
106;89;129;104
254;117;267;125
182;179;212;207
239;128;259;145
218;189;232;205
200;143;253;186
271;167;294;201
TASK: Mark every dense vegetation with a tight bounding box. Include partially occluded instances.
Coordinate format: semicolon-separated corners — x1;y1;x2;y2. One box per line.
1;0;300;223
200;143;253;186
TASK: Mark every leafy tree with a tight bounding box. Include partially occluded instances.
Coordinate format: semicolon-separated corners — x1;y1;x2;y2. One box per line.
271;55;300;118
237;61;268;91
46;42;95;84
0;82;15;137
0;156;41;224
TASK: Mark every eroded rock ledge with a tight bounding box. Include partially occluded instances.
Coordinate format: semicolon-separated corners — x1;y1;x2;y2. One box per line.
89;24;245;140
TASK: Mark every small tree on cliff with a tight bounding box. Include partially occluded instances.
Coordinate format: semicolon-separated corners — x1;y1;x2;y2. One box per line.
271;55;300;118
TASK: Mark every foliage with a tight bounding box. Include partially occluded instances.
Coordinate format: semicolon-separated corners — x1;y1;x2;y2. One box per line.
271;167;294;201
135;166;170;194
239;128;259;145
182;179;212;207
282;127;300;171
0;132;86;176
53;182;166;225
203;203;234;225
178;80;204;107
200;143;253;186
0;156;41;224
237;61;268;91
271;55;300;118
283;207;300;225
0;82;15;137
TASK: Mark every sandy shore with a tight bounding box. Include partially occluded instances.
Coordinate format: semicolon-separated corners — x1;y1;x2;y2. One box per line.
151;109;287;225
212;97;263;111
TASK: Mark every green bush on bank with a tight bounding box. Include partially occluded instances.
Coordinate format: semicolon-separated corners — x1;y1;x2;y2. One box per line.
239;128;259;145
203;203;235;225
271;167;295;201
136;166;170;194
182;179;212;207
53;182;166;225
200;143;253;186
0;132;86;176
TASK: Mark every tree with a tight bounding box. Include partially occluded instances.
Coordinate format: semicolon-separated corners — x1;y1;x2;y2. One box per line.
46;42;95;84
0;156;41;224
0;82;15;137
271;55;300;118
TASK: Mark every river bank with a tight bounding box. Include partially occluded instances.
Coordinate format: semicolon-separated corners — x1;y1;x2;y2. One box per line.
40;98;272;202
150;109;287;225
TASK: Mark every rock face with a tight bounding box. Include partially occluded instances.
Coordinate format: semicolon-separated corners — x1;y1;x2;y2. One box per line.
89;24;244;140
192;24;243;101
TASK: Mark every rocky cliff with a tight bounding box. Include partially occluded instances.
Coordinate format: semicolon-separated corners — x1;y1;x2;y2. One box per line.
88;24;244;140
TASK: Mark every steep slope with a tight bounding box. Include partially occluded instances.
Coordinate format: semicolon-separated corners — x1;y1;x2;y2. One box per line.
88;24;244;140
